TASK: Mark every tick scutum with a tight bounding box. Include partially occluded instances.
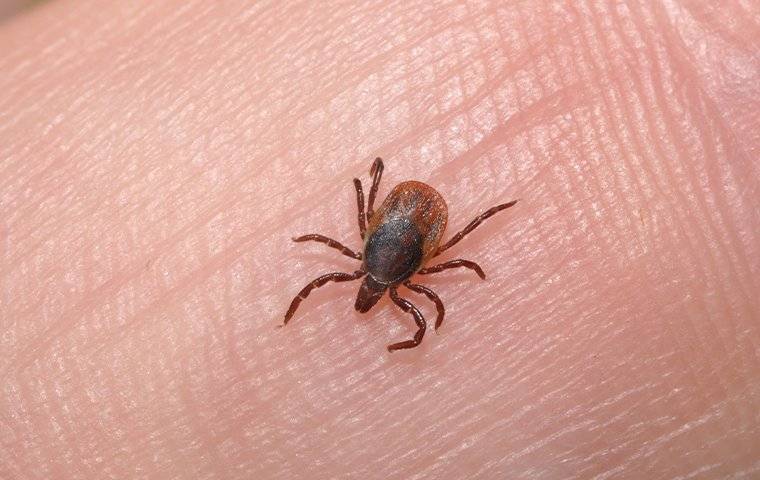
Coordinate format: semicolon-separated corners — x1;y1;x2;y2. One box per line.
355;217;423;313
364;216;424;284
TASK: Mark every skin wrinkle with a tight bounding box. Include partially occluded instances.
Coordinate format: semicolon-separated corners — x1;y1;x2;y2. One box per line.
1;0;759;479
627;1;758;427
604;0;724;378
635;0;756;319
517;1;632;273
502;11;548;182
328;14;553;169
679;0;759;53
8;52;302;356
504;19;648;462
229;4;431;136
560;5;748;474
654;16;760;308
6;8;262;266
178;365;228;479
585;0;669;231
573;9;655;265
588;3;744;444
577;0;670;215
497;10;582;233
2;188;250;375
580;0;720;432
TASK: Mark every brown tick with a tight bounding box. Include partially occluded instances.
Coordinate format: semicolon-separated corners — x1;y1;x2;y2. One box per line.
283;158;517;351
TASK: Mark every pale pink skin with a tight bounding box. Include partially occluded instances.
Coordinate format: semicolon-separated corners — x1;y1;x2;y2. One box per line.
1;1;759;479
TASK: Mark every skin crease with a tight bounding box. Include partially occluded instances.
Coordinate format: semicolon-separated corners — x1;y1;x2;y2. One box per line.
0;0;759;478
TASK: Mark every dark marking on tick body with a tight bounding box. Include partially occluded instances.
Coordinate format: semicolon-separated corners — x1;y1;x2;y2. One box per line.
365;216;423;284
282;157;518;352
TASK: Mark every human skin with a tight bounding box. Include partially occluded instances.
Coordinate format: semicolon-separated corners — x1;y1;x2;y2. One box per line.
1;0;759;478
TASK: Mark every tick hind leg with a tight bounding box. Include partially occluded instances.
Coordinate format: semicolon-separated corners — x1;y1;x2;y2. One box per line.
404;281;445;331
283;270;366;325
418;259;486;279
387;286;427;352
435;200;518;256
292;234;362;260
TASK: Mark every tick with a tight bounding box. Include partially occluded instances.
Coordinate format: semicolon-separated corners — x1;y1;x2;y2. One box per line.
283;157;517;352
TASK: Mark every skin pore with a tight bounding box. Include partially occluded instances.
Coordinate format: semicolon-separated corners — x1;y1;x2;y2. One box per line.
1;1;759;479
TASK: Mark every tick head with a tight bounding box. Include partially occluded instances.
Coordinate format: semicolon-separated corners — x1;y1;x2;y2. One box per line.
355;275;387;313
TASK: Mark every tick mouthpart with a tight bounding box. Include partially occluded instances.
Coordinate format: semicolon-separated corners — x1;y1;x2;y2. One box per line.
355;275;387;313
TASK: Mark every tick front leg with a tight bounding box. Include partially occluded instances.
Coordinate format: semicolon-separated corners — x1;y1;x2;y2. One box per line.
418;259;486;279
387;286;427;352
435;200;518;256
353;178;366;239
366;157;384;221
404;281;445;331
292;234;362;260
283;270;366;325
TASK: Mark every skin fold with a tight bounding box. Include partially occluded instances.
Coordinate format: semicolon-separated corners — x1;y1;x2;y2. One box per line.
1;0;758;478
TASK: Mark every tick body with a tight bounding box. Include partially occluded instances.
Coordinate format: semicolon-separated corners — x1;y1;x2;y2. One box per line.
356;181;447;313
283;158;517;352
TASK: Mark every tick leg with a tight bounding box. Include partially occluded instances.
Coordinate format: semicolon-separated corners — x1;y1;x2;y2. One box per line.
353;178;366;239
292;234;362;260
366;157;384;221
387;286;427;352
418;259;486;279
434;200;518;256
283;270;366;325
404;281;445;331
